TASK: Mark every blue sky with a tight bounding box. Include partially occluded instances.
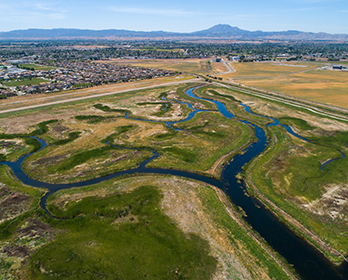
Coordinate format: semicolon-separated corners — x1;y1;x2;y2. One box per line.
1;0;348;33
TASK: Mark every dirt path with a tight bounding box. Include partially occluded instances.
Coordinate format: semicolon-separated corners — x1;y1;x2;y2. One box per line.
215;60;236;75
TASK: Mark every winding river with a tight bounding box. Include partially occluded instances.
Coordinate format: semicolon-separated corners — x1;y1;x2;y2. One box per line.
1;87;348;280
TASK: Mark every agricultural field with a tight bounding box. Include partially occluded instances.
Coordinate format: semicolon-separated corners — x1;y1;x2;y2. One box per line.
224;61;348;109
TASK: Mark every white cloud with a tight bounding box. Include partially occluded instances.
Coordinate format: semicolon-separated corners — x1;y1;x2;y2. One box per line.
108;7;199;17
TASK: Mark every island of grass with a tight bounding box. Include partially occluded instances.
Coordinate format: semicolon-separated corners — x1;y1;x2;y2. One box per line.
0;138;33;162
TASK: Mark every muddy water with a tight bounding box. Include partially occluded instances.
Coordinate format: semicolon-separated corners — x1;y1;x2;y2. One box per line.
1;86;347;280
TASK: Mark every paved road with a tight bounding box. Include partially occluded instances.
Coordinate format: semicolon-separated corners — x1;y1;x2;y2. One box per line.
0;78;200;115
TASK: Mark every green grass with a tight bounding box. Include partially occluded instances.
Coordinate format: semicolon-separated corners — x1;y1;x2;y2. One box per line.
145;111;252;175
29;186;217;279
75;115;107;124
104;125;136;143
19;63;55;71
309;130;348;149
56;145;118;172
4;78;47;87
93;104;130;115
162;147;197;163
159;92;168;99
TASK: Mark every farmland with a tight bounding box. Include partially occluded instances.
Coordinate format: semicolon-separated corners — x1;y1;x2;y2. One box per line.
225;61;348;109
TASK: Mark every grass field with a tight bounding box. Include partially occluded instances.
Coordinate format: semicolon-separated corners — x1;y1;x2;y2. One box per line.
224;61;348;109
4;78;48;87
19;64;55;71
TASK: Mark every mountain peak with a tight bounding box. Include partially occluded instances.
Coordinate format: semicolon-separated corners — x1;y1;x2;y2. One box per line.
206;24;241;32
192;24;246;37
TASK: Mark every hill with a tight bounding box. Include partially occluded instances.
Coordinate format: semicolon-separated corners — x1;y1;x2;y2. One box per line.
1;24;348;41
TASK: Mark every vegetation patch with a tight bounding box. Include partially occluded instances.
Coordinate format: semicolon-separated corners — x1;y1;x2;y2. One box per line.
30;186;218;280
75;115;109;124
93;103;130;115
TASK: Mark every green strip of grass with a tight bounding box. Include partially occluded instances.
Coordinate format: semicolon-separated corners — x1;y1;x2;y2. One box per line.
198;187;293;279
279;117;315;130
53;132;81;146
104;125;135;143
93;104;131;115
75;115;107;124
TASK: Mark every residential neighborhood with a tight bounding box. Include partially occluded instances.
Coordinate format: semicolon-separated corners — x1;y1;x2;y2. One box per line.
0;60;175;97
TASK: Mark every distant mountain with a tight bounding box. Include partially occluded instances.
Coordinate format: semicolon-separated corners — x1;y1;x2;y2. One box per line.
1;24;348;41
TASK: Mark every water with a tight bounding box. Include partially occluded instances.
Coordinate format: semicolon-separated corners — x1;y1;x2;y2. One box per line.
1;86;347;280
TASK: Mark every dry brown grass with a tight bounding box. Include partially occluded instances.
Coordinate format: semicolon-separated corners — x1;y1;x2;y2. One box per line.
104;58;211;73
222;61;348;109
211;62;229;74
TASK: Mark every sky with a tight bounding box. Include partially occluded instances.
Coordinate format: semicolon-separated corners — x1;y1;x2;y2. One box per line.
0;0;348;34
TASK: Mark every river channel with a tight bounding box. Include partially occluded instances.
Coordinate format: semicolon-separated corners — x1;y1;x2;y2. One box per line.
1;86;347;280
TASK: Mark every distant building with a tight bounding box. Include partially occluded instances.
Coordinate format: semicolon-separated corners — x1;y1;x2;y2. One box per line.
215;57;221;62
